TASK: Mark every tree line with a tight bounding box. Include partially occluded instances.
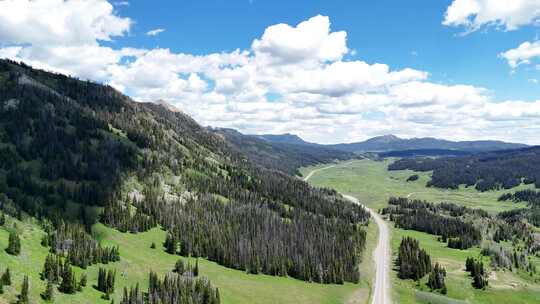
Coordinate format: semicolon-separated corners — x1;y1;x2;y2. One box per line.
382;197;482;249
389;148;540;191
136;194;366;284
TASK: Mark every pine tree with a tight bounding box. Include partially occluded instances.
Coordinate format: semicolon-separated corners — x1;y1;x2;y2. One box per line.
97;268;116;295
6;230;21;255
59;262;77;294
427;263;446;291
98;268;107;292
80;273;87;287
174;259;185;274
194;258;199;277
18;275;29;304
164;233;177;254
41;280;55;302
397;237;432;280
465;258;489;289
0;213;5;226
1;267;11;285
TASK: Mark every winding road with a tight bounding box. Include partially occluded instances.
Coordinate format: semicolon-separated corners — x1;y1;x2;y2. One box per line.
304;164;391;304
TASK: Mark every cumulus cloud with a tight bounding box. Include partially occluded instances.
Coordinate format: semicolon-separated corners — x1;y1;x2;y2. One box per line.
0;0;131;45
146;28;165;36
443;0;540;32
500;41;540;68
1;2;539;144
252;15;348;65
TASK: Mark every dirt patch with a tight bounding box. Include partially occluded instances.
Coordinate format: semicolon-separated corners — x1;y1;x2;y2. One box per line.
346;287;369;304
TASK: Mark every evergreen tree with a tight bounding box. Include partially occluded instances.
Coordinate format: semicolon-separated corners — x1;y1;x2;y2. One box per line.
80;273;87;287
1;267;11;285
465;257;489;289
164;233;177;254
0;213;5;226
194;259;199;277
59;262;77;294
397;237;432;280
173;259;185;274
97;268;116;295
41;280;55;302
18;275;29;304
427;263;446;291
6;230;21;255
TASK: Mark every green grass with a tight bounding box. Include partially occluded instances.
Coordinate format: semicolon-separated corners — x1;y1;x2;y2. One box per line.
301;159;531;213
301;159;540;304
0;215;370;304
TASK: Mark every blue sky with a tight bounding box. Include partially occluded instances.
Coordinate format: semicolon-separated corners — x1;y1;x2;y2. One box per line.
1;0;540;144
115;0;539;101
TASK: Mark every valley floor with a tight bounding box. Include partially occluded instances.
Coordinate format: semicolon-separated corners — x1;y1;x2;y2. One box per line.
0;217;375;304
301;159;540;304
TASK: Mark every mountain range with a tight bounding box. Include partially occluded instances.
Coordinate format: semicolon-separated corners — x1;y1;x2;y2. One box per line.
257;133;527;153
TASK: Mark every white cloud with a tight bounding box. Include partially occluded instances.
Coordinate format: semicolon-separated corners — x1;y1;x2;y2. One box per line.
146;28;165;36
0;0;131;46
252;15;348;65
1;5;539;144
500;40;540;68
443;0;540;32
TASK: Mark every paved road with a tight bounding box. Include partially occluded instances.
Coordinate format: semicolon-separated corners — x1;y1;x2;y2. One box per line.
304;164;391;304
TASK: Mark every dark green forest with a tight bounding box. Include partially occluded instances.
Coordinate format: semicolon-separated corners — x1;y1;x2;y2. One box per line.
388;147;540;191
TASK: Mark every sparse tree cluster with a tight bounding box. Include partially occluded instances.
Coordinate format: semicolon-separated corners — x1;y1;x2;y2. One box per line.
6;230;21;255
41;253;84;295
44;222;119;268
383;197;482;249
146;195;366;284
97;267;116;298
397;237;431;280
101;199;156;233
499;189;540;207
427;263;447;293
173;259;199;277
465;257;489;289
148;271;220;304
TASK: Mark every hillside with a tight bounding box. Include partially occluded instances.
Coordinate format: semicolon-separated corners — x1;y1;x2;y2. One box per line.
389;146;540;191
0;60;370;303
256;133;315;146
215;128;356;175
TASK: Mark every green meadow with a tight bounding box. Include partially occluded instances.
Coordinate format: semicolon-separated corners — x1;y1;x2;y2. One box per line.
0;214;373;304
300;158;531;213
302;158;540;304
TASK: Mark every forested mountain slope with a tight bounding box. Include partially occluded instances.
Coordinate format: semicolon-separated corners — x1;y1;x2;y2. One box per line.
389;147;540;191
214;128;356;175
0;59;370;302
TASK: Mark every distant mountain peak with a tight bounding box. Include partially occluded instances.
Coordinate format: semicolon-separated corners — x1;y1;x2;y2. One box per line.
366;134;401;143
256;133;312;146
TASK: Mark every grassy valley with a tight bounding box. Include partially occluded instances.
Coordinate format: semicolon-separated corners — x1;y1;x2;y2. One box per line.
301;159;540;304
